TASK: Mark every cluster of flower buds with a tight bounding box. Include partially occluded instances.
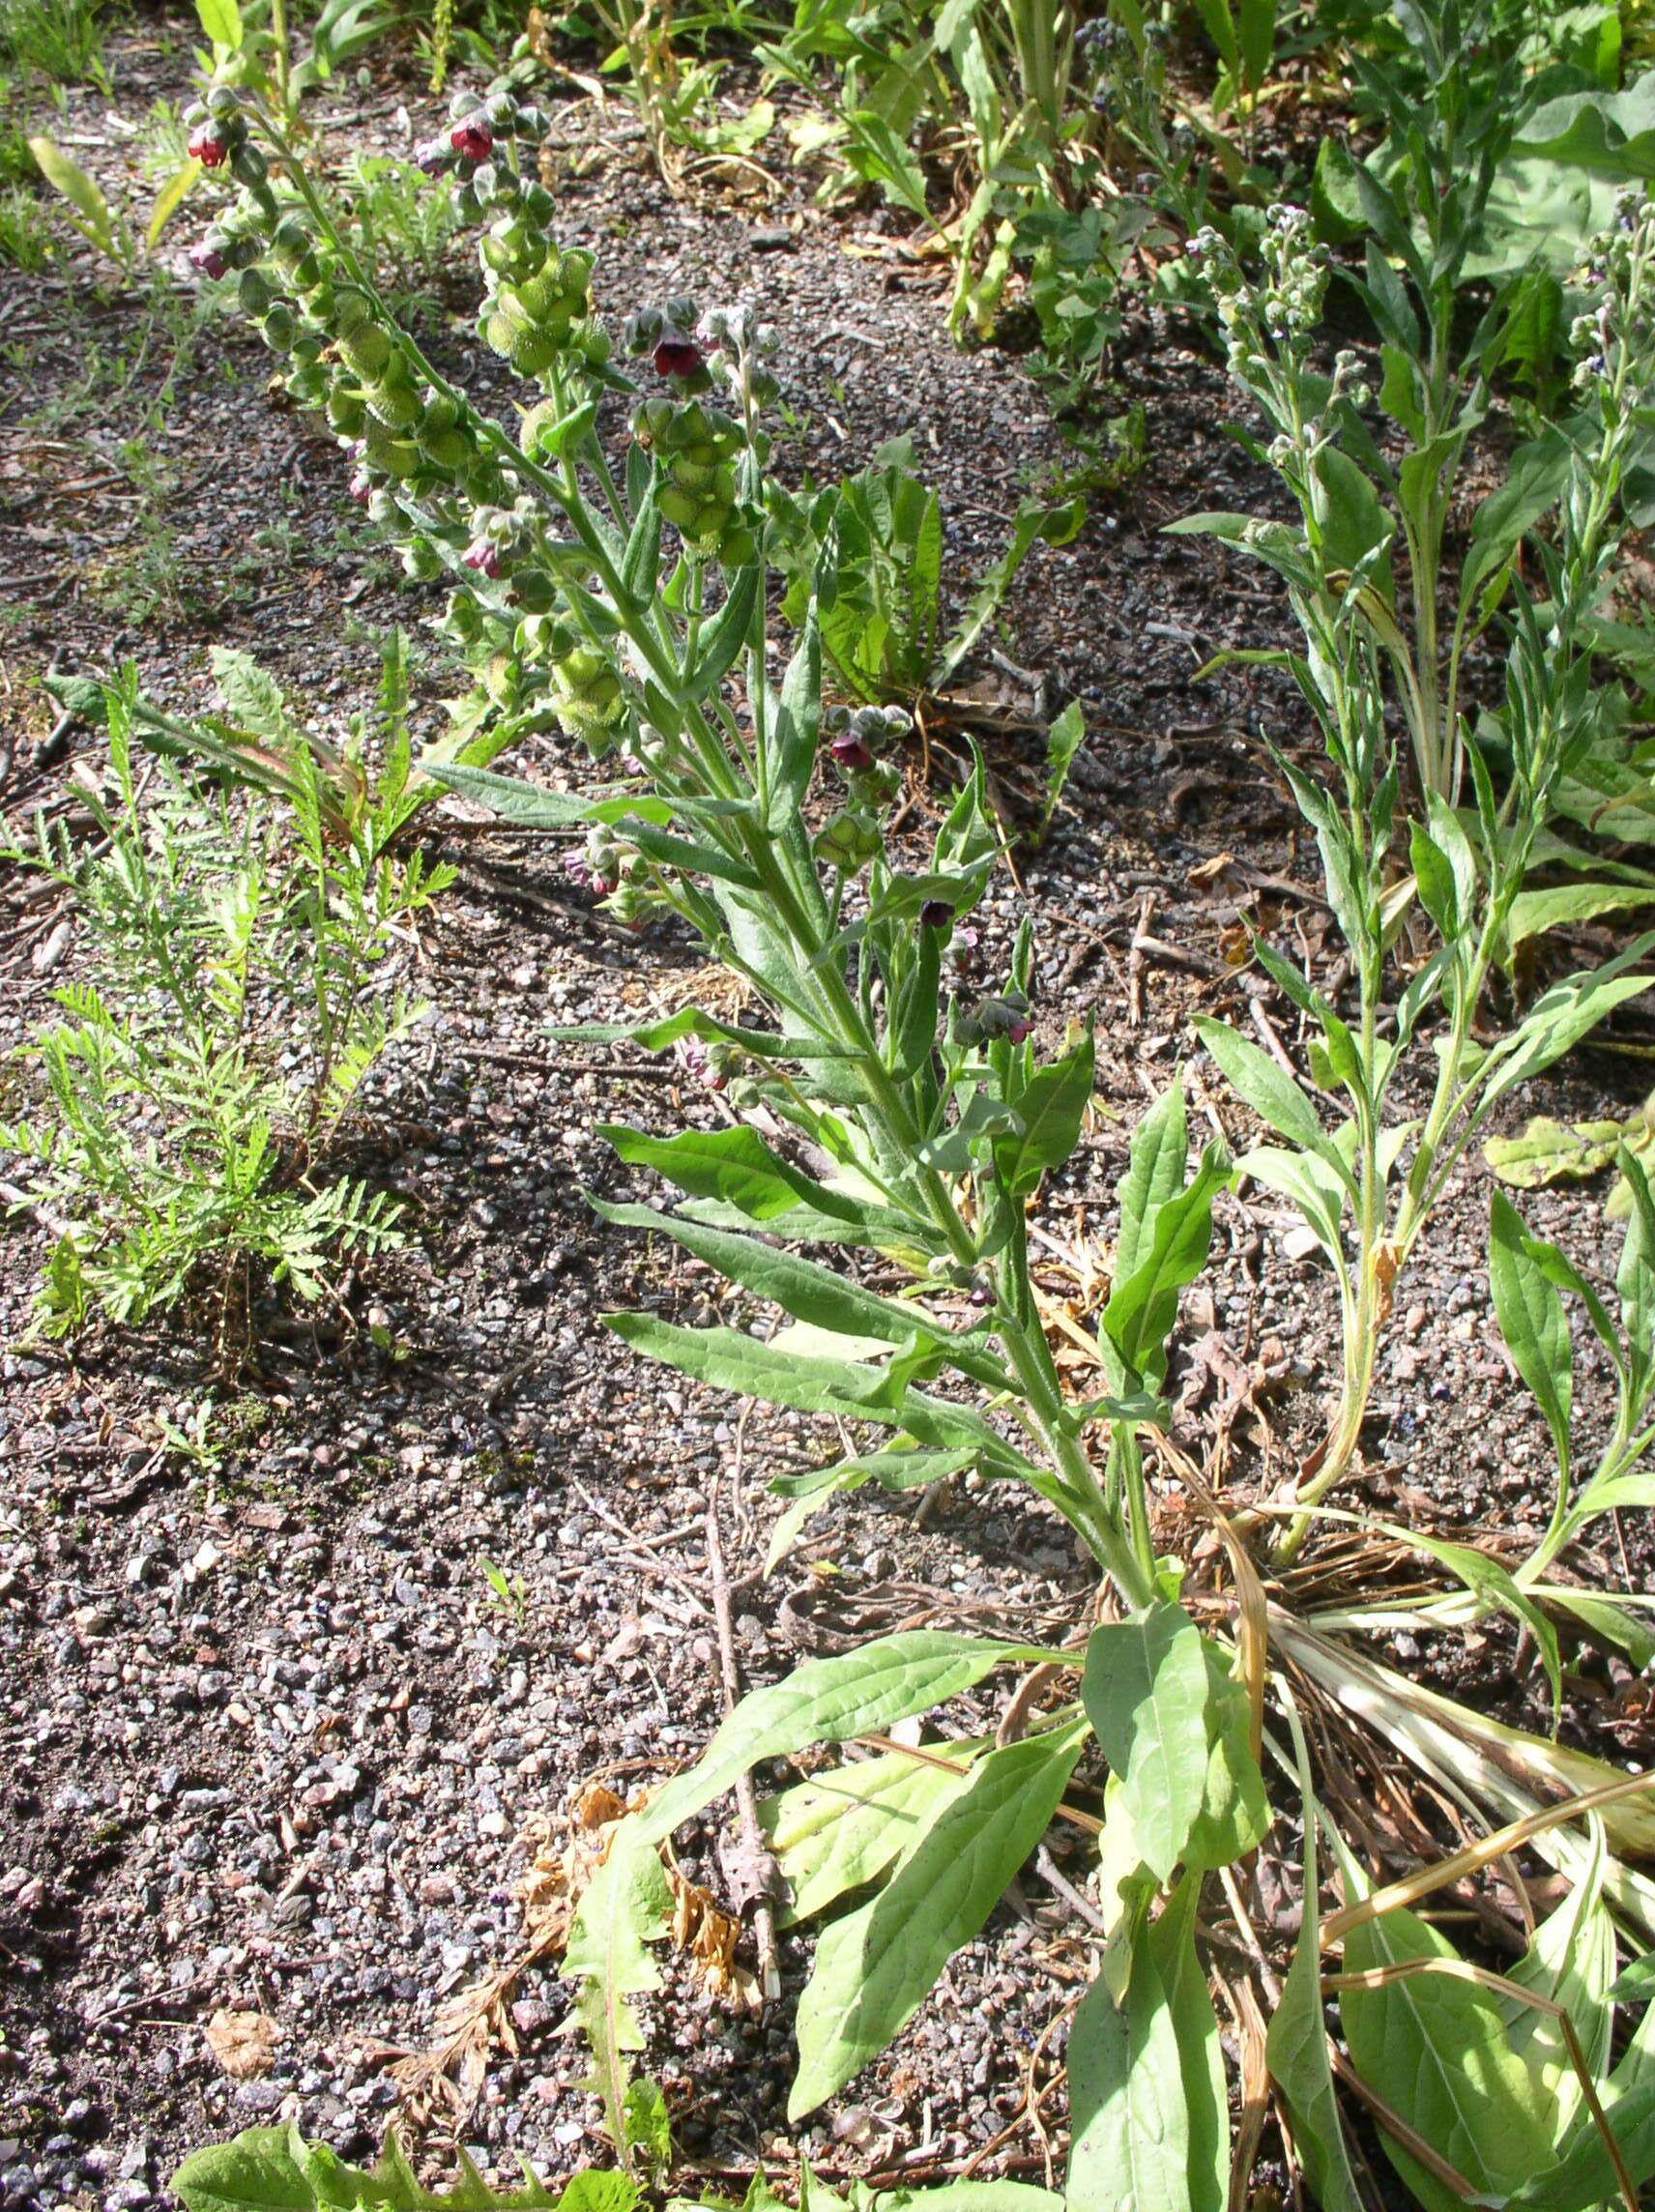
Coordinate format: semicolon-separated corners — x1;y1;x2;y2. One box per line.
695;303;781;411
955;988;1033;1048
677;1034;744;1092
625;298;711;391
413;87;550;183
1186;206;1327;381
630;395;756;563
566;825;625;898
182;82;266;189
1570;190;1655;401
823;702;910;776
514;616;625;751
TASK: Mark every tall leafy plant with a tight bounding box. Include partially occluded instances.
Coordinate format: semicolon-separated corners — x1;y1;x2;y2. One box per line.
1167;196;1655;1543
189;78;1655;2211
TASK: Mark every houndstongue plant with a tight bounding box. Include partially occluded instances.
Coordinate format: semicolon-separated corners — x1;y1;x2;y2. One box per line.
1176;196;1655;1549
189;72;1272;2180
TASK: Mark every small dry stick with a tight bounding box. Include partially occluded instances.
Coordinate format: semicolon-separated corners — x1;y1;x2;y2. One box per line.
707;1452;781;2002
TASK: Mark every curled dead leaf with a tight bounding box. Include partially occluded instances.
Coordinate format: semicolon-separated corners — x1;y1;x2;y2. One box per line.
205;2008;279;2081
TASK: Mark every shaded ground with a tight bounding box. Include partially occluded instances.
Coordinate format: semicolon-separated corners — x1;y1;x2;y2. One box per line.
2;15;1654;2212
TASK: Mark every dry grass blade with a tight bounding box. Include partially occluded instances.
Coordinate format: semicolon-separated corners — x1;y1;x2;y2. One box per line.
1153;1428;1267;1761
1324;1959;1639;2212
1327;2046;1479;2199
1321;1765;1655;1947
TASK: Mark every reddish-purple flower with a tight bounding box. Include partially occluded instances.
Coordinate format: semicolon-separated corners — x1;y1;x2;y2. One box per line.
189;238;228;280
413;135;450;175
920;899;954;929
450;116;493;161
678;1035;727;1091
652;334;704;379
828;729;874;772
349;468;372;504
189;124;228;167
463;538;502;579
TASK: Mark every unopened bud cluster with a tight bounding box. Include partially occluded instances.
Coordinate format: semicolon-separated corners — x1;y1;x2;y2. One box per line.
631;393;756;563
1186;205;1327;381
1570;190;1655;404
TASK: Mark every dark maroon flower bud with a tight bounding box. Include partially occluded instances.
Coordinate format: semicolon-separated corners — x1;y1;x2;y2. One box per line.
189;124;228;167
189;237;228;280
920;899;954;929
462;538;502;578
828;729;874;772
653;333;704;379
414;135;450;176
450;116;493;161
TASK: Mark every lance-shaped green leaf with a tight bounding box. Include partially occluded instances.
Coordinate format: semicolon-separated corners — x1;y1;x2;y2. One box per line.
1490;1190;1574;1490
1236;1145;1348;1266
766;612;822;827
423;762;673;830
1082;1601;1212;1884
1265;1732;1364;2212
597;1121;885;1227
789;1720;1089;2116
684;565;760;700
621;473;661;609
993;1030;1094;1198
634;1631;1049;1849
1481;933;1655;1107
1149;1877;1227;2212
603;1313;912;1420
758;1735;989;1925
1102;1142;1228;1388
1193;1017;1353;1190
1066;1926;1190;2212
592;1199;1001;1382
1116;1081;1189;1286
1501;1818;1613;2136
1339;1889;1556;2212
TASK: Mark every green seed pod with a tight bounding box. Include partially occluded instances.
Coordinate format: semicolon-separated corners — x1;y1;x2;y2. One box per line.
261;302;297;353
238;265;274;315
482;653;521;707
511;568;556;614
716;524;757;568
421;426;472;469
342;324;392;378
333;288;372;339
326;389;367;438
505;323;560;377
402;537;443;582
657;484;701;533
286;360;328;405
484;306;521;359
814;808;882;872
366;380;421;432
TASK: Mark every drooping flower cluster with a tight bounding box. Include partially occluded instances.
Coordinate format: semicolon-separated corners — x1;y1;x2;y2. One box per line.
1185;205;1328;383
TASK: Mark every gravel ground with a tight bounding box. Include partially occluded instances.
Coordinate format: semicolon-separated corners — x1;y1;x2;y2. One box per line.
2;16;1654;2212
